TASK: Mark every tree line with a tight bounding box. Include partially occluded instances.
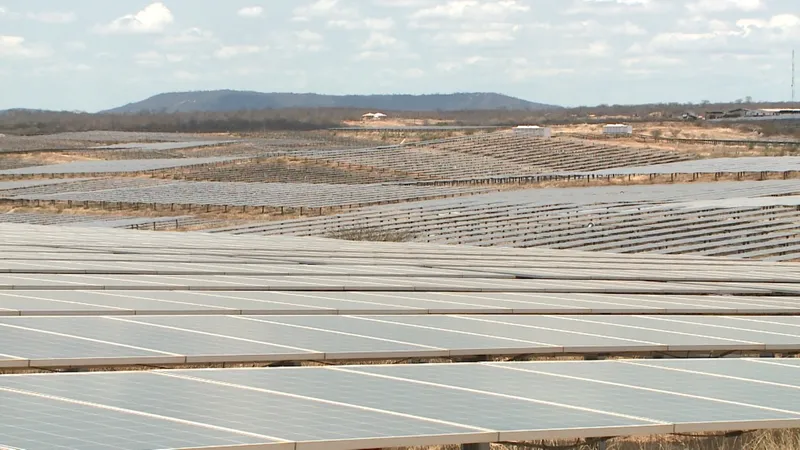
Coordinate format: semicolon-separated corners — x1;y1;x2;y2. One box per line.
1;100;798;136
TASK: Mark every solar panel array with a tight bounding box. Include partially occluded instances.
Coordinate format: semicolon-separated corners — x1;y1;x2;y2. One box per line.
1;222;800;449
4;180;490;208
0;178;96;191
3;358;800;450
218;180;800;261
4;314;800;368
284;133;693;180
0;212;195;228
159;157;418;184
91;140;239;151
4;127;800;450
0;157;244;175
419;133;693;172
1;222;800;369
554;156;800;177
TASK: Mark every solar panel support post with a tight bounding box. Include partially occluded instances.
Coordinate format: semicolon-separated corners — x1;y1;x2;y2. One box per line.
462;443;490;450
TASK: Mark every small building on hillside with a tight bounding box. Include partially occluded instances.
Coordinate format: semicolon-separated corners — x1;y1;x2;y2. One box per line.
747;108;800;117
602;124;633;136
513;125;552;138
362;112;387;121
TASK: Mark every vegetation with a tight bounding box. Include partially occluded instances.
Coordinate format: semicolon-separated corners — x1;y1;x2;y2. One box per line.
325;227;417;242
399;429;800;449
1;99;798;137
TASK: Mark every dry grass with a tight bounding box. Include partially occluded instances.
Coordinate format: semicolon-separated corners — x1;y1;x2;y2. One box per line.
0;151;98;171
552;122;800;159
393;429;800;449
554;122;764;141
331;128;494;145
325;226;419;242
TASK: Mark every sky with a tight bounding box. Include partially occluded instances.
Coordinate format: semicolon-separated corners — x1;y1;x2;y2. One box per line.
1;0;798;112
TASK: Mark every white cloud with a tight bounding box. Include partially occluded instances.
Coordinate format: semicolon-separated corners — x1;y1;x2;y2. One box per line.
565;41;612;57
33;63;91;76
736;14;800;40
237;6;264;18
64;41;88;52
173;70;201;81
213;45;265;59
436;55;491;72
362;32;400;50
435;29;518;45
327;17;394;31
295;30;324;51
0;35;52;58
293;0;355;21
506;58;576;80
401;68;425;78
372;0;432;6
566;0;663;15
159;28;216;45
27;11;76;23
411;0;529;25
353;31;414;60
738;14;800;32
583;0;651;4
686;0;763;14
133;50;164;66
612;21;647;35
94;2;174;34
621;55;684;67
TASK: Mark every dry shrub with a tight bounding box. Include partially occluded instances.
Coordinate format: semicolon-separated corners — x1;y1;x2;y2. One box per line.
394;429;800;449
325;226;418;242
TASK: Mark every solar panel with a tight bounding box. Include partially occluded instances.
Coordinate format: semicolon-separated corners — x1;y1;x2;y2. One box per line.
3;314;800;369
210;179;800;260
2;358;800;450
1;290;798;317
588;157;800;175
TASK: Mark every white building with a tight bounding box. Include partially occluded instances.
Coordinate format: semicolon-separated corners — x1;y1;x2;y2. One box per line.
602;124;633;136
746;108;800;117
513;125;552;138
361;112;387;121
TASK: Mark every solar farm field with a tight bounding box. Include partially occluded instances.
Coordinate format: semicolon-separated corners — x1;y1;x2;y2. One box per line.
220;179;800;261
2;222;800;450
1;122;800;450
2;128;800;259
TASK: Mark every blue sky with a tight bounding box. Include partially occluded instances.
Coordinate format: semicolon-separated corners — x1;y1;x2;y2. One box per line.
1;0;798;112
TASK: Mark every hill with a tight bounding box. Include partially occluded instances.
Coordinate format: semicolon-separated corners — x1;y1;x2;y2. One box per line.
102;90;559;114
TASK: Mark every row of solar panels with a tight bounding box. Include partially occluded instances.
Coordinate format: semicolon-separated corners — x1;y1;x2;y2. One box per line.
2;313;800;369
2;223;800;450
2;358;800;450
2;290;799;316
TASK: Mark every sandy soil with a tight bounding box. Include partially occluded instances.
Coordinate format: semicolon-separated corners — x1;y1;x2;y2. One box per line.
342;117;458;128
553;122;766;140
553;122;799;158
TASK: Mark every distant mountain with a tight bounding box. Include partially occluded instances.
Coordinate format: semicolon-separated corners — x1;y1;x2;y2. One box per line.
102;90;559;114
